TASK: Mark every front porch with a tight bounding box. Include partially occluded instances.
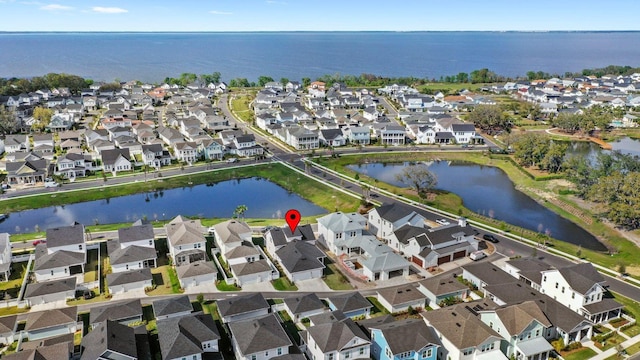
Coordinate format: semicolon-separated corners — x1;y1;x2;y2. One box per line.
583;299;624;324
514;337;553;360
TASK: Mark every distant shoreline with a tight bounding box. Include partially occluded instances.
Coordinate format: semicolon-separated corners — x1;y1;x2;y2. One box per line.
1;30;640;35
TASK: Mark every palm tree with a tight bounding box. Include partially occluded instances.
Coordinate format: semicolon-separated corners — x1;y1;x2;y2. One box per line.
233;205;248;220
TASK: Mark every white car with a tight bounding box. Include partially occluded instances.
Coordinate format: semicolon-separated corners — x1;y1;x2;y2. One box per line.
44;179;59;188
469;251;487;261
435;219;451;226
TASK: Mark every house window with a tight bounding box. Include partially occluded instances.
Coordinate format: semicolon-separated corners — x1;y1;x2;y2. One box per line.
149;240;153;246
489;321;493;328
64;268;67;273
345;351;350;358
562;286;565;293
328;354;334;360
555;282;558;289
126;264;129;270
385;348;392;358
535;329;541;337
79;244;83;250
51;270;54;276
543;276;546;282
265;351;269;357
572;292;575;299
359;347;365;355
277;348;282;355
463;348;473;356
251;355;256;360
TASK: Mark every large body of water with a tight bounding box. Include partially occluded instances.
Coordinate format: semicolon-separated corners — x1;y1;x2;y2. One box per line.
0;178;326;234
348;161;606;251
2;32;639;82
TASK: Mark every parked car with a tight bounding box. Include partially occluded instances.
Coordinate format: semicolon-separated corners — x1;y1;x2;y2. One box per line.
435;219;451;226
483;234;499;243
44;178;59;188
226;158;238;163
469;250;487;261
33;240;46;246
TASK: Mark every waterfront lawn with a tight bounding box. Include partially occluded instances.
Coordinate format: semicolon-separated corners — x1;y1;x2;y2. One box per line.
418;82;484;94
230;95;255;123
323;261;353;290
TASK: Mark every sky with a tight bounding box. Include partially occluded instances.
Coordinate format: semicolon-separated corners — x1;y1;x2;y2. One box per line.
0;0;639;32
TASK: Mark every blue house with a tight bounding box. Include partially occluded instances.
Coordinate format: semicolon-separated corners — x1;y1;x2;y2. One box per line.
370;319;439;360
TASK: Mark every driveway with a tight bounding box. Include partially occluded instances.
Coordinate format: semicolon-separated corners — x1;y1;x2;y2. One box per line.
295;278;331;292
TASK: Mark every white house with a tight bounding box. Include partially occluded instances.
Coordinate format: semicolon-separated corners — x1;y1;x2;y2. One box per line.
165;215;206;266
229;314;292;360
302;317;371;360
317;212;368;254
367;203;426;240
0;233;11;282
158;312;221;360
216;293;270;324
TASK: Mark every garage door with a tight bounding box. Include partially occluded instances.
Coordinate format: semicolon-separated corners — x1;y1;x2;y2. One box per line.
411;256;424;268
437;255;451;265
453;250;466;260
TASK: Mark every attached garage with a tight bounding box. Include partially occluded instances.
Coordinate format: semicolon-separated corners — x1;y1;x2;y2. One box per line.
452;250;467;260
411;256;424;268
437;255;451;265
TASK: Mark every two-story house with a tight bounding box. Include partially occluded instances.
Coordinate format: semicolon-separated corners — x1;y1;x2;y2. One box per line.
55;153;93;179
173;141;198;164
108;221;157;273
317;212;368;255
367;203;426;240
100;148;132;175
302;316;371;360
34;224;86;282
158;312;221;360
229;314;292;360
478;301;554;360
0;233;11;281
539;263;623;323
165;216;206;266
370;319;439;360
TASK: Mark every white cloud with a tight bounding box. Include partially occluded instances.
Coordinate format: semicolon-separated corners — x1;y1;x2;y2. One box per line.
91;6;128;14
40;3;73;11
209;10;232;15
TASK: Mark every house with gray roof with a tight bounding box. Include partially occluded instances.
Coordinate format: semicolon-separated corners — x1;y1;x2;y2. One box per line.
118;221;155;248
503;257;553;291
367;203;426;240
158;312;220;359
422;302;507;360
478;301;553;360
326;293;372;319
2;341;72;360
24;277;76;306
264;224;315;256
165;215;206;266
107;239;157;274
217;293;270;324
319;128;347;147
540;262;622;324
80;320;138;360
370;319;440;360
229;314;292;360
389;220;477;269
317;211;368;255
25;307;78;341
153;295;193;321
338;234;410;282
100;148;131;174
106;268;152;295
461;262;519;290
34;243;85;282
212;219;252;255
274;240;326;283
0;315;17;345
418;273;469;308
376;283;427;314
283;293;327;322
5;158;49;185
89;299;143;329
301;316;371;360
175;260;217;289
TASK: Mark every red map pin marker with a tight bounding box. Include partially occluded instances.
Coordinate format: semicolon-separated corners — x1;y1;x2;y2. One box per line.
285;209;301;234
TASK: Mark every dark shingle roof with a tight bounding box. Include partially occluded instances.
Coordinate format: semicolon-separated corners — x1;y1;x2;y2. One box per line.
153;295;193;318
327;292;372;314
175;261;217;278
305;317;369;352
25;307;77;332
422;302;500;349
419;273;468;296
228;314;292;355
106;268;152;287
371;318;439;354
108;245;156;265
0;315;17;335
372;203;419;223
276;241;325;274
3;342;71;360
217;293;269;318
558;263;606;294
283;293;325;315
158;312;220;359
45;223;85;247
80;320;137;360
25;277;76;298
462;262;518;286
377;284;426;306
34;245;85;271
118;223;154;243
89;299;143;325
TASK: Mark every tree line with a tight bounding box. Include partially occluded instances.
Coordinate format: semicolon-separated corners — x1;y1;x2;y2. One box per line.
0;73;93;96
510;133;640;229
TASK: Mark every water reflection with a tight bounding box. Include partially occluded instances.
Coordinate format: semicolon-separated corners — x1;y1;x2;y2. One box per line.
0;178;326;233
348;161;606;251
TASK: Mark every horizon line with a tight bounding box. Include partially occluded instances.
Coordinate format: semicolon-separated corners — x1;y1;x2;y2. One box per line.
1;30;640;34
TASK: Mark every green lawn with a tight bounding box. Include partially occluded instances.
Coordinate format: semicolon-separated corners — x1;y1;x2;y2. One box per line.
562;348;597;360
146;265;180;296
230;94;255;123
612;292;640;320
323;262;353;291
623;324;640;337
367;296;390;316
84;248;99;282
278;311;301;345
0;306;29;316
0;263;26;298
216;280;241;291
272;277;298;291
627;341;640;355
594;332;626;351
